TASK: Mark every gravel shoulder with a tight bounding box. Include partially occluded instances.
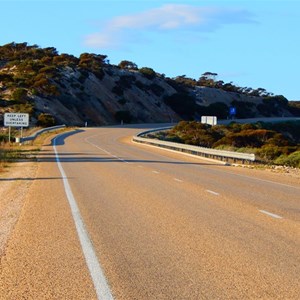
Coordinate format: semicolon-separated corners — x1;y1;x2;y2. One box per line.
0;160;38;256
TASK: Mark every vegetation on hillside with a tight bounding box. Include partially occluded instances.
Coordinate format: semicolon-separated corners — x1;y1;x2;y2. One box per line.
0;42;299;126
152;121;300;167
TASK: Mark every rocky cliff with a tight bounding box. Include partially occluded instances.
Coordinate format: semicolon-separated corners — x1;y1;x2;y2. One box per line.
0;43;298;126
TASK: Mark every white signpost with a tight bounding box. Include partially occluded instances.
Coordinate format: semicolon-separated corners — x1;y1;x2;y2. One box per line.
201;116;217;126
4;113;29;142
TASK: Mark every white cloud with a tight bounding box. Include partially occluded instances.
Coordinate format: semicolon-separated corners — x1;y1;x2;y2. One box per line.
84;4;256;49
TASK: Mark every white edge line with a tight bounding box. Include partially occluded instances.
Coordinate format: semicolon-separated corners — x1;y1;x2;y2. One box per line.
54;136;114;300
206;190;220;196
259;210;283;219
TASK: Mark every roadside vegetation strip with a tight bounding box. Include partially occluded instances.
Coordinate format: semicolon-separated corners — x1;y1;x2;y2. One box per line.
134;120;300;168
0;126;73;173
133;134;255;164
53;134;114;300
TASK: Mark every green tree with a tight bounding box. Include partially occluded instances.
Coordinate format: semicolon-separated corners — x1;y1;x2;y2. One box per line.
118;60;138;70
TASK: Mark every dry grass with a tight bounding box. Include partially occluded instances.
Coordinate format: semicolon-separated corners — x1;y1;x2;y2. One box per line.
0;127;73;173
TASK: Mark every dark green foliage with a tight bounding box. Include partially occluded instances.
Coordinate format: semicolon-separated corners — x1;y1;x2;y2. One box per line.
12;102;34;115
230;101;256;118
274;151;300;168
161;120;300;166
117;75;135;89
11;88;28;102
0;133;9;143
196;102;229;119
115;110;132;123
164;93;196;119
135;80;149;93
174;75;197;87
0;99;7;107
36;113;56;127
287;101;300;116
78;70;88;83
149;83;165;96
257;96;289;117
112;85;124;96
139;67;156;79
112;75;136;96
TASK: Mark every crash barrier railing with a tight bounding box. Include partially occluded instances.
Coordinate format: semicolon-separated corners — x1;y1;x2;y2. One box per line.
16;125;66;144
133;127;255;164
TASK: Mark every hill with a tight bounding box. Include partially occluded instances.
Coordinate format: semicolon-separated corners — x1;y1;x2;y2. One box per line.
0;42;299;126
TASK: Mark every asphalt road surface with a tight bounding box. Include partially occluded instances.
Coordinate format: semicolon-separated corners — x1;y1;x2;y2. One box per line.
1;124;299;299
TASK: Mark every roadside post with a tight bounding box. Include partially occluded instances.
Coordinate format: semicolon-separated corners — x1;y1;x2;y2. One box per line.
229;106;237;119
4;113;29;143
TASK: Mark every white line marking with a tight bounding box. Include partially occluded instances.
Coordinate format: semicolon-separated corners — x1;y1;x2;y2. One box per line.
259;210;283;219
152;170;160;174
206;190;219;196
174;178;183;182
85;137;129;164
132;139;299;190
54;136;114;300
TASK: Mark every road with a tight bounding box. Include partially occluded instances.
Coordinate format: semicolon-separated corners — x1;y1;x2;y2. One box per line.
0;124;299;299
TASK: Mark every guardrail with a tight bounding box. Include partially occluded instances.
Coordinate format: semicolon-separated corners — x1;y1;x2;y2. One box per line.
132;127;255;164
16;125;66;144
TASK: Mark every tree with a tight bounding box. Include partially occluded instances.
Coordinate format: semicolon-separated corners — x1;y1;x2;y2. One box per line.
198;72;218;87
164;93;196;118
118;60;138;70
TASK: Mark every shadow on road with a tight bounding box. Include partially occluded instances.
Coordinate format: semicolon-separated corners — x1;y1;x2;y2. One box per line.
35;152;225;166
0;176;72;182
42;129;85;147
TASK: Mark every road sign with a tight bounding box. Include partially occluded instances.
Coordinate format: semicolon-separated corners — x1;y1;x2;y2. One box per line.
229;107;236;116
4;113;29;127
201;116;217;126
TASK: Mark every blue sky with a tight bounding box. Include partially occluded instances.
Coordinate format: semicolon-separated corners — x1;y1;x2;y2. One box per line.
1;0;299;100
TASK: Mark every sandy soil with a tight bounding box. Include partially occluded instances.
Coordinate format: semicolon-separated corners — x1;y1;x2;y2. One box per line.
0;161;38;256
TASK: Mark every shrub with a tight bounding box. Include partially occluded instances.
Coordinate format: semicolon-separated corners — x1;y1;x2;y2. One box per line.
11;88;28;102
139;67;156;79
36;113;56;127
149;83;165;96
274;151;300;168
164;93;196;118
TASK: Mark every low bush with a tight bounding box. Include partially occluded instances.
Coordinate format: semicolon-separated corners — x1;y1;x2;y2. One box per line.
274;151;300;168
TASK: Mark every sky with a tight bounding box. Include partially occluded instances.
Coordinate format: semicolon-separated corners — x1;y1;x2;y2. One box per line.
1;0;299;100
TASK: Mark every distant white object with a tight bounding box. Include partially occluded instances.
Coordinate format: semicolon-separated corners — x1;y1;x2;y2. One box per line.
201;116;217;126
4;113;29;127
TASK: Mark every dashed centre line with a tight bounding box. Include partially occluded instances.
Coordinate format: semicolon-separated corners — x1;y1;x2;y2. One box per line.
206;190;220;196
174;178;183;183
152;170;160;174
259;210;283;219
